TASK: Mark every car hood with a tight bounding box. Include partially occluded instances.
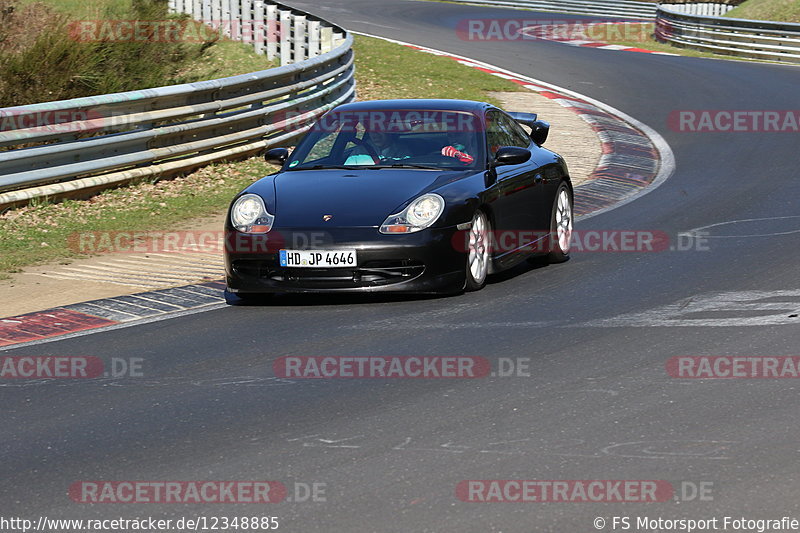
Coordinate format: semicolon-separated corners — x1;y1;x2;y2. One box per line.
263;168;469;227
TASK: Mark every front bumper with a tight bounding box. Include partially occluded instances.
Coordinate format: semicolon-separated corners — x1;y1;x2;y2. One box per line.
224;226;467;294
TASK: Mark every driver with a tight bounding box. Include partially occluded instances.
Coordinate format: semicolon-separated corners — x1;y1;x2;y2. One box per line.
367;130;408;161
344;117;411;165
441;130;475;164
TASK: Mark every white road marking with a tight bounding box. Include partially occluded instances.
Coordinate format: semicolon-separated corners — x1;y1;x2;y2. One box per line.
349;20;401;31
598;440;735;460
681;215;800;238
344;290;800;330
587;290;800;327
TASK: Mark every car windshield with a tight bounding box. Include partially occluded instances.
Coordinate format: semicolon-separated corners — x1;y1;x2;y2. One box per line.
286;109;485;171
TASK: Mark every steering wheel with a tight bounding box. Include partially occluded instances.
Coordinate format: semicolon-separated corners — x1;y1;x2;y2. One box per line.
350;137;381;164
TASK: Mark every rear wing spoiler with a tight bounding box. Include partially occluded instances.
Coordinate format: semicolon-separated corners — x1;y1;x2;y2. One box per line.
508;111;550;146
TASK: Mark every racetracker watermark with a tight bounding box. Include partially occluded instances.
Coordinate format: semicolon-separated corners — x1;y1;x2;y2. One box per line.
68;481;297;503
667;356;800;378
456;19;651;42
69;230;710;256
0;109;104;135
0;356;143;379
67;20;286;43
274;356;493;378
456;480;674;502
68;230;335;255
669;110;800;132
451;230;709;254
295;109;485;134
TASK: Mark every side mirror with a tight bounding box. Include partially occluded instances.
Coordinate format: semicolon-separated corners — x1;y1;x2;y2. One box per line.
265;147;289;166
530;120;550;146
493;146;531;167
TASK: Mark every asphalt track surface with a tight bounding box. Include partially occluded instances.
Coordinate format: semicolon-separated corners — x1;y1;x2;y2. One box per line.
2;1;800;531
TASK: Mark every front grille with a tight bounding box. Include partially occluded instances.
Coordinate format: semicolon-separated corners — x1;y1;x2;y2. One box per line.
233;259;425;288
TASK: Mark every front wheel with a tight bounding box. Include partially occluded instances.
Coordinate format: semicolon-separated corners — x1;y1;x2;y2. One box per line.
465;210;491;291
547;183;573;263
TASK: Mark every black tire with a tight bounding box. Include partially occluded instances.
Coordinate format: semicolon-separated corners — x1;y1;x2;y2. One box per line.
465;210;491;291
547;183;573;263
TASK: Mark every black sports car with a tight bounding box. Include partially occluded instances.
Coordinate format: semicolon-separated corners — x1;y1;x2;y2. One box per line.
224;99;573;300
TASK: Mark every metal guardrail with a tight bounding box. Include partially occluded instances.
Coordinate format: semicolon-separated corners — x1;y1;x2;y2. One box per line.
442;0;799;64
656;4;800;63
445;0;658;19
0;1;355;210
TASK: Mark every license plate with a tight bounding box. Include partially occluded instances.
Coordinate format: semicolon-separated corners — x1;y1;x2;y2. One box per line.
279;249;357;268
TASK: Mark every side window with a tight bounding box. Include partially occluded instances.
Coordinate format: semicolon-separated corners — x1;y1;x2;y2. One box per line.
306;130;338;162
486;110;530;156
486;111;509;156
504;114;533;148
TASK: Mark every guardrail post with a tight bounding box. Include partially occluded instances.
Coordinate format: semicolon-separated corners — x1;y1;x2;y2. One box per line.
320;27;333;53
293;15;307;63
308;20;321;57
333;31;344;49
266;5;278;60
240;0;252;46
202;0;213;25
279;9;292;65
229;0;240;40
212;0;221;30
220;0;231;37
253;0;266;55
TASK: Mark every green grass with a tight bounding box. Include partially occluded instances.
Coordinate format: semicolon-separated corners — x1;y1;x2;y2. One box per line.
0;33;525;275
177;39;277;82
21;0;131;17
36;0;279;80
352;34;522;105
1;0;277;106
726;0;800;22
0;159;274;275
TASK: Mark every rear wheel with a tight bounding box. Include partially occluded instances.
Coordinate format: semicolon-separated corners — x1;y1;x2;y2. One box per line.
465;210;491;291
547;183;573;263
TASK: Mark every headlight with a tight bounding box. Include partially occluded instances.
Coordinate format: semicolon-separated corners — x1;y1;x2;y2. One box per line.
380;193;445;234
230;193;274;234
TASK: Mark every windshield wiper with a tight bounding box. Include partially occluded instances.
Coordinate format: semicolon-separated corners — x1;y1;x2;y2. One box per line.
291;165;363;170
374;164;442;170
290;164;443;171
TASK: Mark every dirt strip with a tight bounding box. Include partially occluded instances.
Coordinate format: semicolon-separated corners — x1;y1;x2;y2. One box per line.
490;91;601;188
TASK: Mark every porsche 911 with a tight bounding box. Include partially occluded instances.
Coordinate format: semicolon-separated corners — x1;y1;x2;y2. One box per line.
224;99;573;301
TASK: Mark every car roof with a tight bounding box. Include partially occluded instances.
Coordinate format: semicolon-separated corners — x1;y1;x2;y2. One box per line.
332;99;493;113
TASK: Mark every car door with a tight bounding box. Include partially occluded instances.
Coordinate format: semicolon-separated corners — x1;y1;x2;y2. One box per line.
530;146;568;232
486;110;544;256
